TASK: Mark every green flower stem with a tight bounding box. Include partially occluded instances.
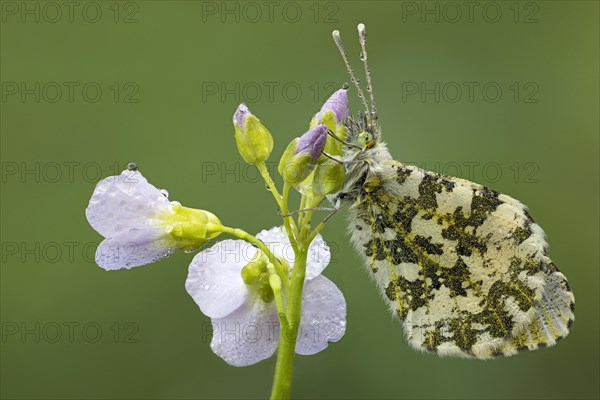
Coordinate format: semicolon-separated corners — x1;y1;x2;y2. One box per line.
306;200;334;244
267;263;289;328
281;182;299;253
265;171;330;398
257;162;298;236
303;194;328;228
298;194;307;227
307;221;327;244
303;209;314;231
270;243;308;400
218;226;290;292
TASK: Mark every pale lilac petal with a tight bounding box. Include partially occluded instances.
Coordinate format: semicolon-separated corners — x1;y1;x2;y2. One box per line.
317;89;348;124
256;226;295;265
295;275;346;355
95;227;176;270
305;233;331;280
234;103;250;128
210;298;280;367
86;170;172;238
256;227;330;280
186;240;257;319
296;124;328;162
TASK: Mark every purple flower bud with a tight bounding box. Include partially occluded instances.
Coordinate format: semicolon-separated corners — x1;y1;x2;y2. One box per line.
233;103;250;129
318;89;348;124
297;124;328;161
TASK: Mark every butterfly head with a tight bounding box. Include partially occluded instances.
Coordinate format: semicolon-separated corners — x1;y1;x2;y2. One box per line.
348;111;379;151
357;130;375;148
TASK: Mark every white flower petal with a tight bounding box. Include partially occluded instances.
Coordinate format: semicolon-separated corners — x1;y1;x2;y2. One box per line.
256;226;295;264
186;240;257;319
256;226;330;280
305;233;331;280
95;227;176;270
86;170;172;238
295;275;346;356
210;298;280;367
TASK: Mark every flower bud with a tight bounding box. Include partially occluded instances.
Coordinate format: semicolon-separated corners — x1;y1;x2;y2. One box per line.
312;159;346;198
241;252;276;303
233;104;274;164
311;89;349;156
268;271;282;292
297;123;328;161
317;89;348;126
164;202;223;252
241;251;268;284
278;124;327;185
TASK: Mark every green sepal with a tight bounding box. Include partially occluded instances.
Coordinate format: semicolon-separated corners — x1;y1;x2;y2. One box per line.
278;138;315;186
163;203;223;252
312;159;346;198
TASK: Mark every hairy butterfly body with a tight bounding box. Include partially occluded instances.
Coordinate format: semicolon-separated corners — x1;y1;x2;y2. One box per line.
330;25;574;358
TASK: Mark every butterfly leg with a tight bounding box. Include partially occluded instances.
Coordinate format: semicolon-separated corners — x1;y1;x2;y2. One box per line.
277;207;336;217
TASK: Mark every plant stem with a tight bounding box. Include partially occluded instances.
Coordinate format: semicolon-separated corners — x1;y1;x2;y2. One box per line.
257;162;298;235
298;195;307;227
281;182;299;253
270;244;308;400
267;263;289;328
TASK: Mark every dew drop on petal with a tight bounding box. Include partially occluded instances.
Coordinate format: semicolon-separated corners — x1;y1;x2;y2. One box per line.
160;189;169;198
127;162;138;171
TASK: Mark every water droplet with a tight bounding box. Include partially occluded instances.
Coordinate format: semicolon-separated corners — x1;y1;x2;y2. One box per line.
127;162;138;171
342;82;350;90
160;189;169;198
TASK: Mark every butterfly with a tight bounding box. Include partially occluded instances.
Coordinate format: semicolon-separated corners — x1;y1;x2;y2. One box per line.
329;24;574;358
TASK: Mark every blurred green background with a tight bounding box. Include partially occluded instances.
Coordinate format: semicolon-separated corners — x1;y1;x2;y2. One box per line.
1;1;598;399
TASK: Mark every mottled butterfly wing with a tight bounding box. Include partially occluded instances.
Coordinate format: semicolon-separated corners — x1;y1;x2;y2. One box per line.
348;160;574;358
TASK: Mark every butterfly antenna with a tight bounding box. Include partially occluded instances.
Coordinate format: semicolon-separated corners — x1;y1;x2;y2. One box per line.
332;29;371;116
358;23;377;122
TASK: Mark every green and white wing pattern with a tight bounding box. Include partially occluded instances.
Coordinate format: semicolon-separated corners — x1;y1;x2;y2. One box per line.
348;160;574;358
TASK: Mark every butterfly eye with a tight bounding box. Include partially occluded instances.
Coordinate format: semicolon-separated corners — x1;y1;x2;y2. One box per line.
358;131;374;148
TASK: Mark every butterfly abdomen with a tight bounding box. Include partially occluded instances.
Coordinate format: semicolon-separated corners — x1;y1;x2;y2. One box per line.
347;161;574;358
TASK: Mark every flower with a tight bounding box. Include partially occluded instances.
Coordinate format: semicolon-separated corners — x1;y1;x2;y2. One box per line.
185;226;346;367
278;124;328;185
86;169;223;270
233;104;274;164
